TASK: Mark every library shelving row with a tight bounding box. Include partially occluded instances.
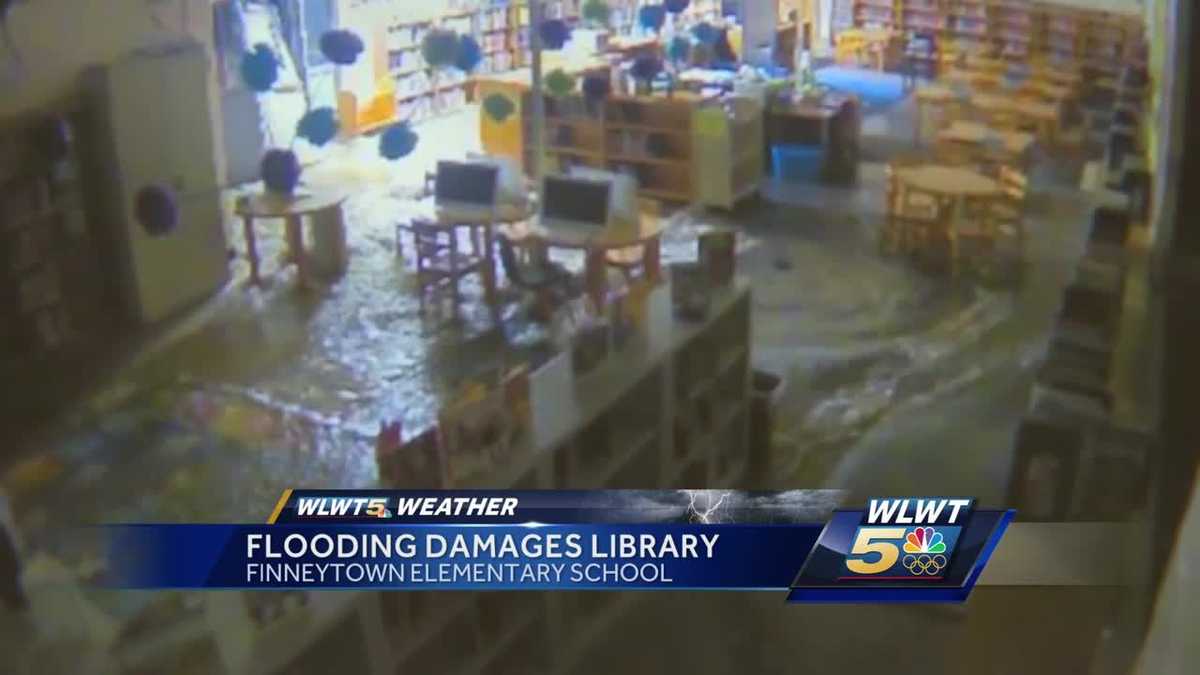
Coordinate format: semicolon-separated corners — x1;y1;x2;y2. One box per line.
336;0;661;133
850;0;1143;72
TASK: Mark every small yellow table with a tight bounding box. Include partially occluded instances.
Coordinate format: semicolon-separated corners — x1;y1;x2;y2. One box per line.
236;189;349;289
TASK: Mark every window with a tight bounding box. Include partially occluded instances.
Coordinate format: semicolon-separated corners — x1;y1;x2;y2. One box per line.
303;0;336;68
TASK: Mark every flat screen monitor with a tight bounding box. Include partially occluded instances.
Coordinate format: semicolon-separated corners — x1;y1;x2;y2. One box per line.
435;161;499;207
541;175;611;226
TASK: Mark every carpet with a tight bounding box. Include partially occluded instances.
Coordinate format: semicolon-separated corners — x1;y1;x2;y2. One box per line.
814;66;908;112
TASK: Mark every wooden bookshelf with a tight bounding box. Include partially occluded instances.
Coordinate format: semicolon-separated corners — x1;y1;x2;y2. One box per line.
848;1;1144;73
0;111;109;375
512;90;759;204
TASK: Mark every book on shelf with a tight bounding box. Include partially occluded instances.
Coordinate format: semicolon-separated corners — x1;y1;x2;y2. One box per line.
698;230;737;286
670;262;711;321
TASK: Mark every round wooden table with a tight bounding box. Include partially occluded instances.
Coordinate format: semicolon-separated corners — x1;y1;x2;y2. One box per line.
914;84;963;145
235;189;348;289
971;93;1060;141
504;213;668;309
937;121;1035;162
895;165;1001;278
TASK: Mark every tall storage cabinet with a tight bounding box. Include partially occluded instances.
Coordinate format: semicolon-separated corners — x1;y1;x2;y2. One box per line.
86;41;230;325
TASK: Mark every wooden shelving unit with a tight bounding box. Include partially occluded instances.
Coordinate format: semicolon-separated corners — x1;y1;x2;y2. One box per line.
519;91;760;204
0;112;107;376
191;280;753;675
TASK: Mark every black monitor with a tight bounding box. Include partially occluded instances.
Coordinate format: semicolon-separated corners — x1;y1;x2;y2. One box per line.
435;161;499;206
542;175;610;225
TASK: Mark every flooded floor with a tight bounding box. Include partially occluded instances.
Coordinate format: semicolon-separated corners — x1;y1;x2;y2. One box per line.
1;91;1123;674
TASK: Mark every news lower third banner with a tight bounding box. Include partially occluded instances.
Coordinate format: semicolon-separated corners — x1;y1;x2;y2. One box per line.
101;491;1014;603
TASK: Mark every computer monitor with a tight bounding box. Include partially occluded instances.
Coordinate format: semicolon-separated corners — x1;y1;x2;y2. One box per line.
541;175;611;227
435;161;499;207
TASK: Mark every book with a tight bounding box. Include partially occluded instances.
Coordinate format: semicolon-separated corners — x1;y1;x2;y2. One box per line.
698;230;737;285
670;261;710;320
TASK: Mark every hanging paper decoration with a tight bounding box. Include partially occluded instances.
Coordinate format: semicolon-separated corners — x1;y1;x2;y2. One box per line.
422;30;459;69
135;185;179;237
240;44;279;93
665;0;690;13
319;30;364;65
482;94;516;122
667;36;691;64
582;0;612;27
539;19;571;50
454;35;483;72
692;22;718;46
631;56;662;83
379;123;419;161
544;69;576;97
582;75;611;102
639;5;666;32
261;149;302;195
296;108;340;147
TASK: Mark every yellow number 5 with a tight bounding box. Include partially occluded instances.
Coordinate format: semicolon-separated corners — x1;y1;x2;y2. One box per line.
845;527;906;575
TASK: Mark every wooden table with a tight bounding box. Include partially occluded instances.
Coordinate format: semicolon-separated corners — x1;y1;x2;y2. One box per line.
937;121;1035;165
413;201;536;308
895;165;1002;277
236;189;348;289
504;213;668;309
971;93;1060;142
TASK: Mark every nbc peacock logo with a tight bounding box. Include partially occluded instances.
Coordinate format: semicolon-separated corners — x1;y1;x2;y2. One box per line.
902;527;948;576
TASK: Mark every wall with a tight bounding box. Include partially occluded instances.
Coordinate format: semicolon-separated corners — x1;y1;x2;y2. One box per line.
0;0;226;182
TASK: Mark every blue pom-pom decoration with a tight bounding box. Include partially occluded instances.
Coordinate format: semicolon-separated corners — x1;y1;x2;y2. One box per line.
319;30;364;65
692;22;718;45
455;35;483;72
482;94;516;122
639;5;666;32
667;36;691;63
631;56;662;82
135;185;179;237
261;149;302;195
296;108;340;147
582;75;611;102
241;44;279;93
379;123;418;161
422;30;459;68
539;19;571;50
665;0;690;13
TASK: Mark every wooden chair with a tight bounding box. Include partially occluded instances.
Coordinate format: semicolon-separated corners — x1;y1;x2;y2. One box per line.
992;165;1029;246
605;246;644;280
882;161;943;255
496;234;578;320
410;219;484;316
933;139;980;167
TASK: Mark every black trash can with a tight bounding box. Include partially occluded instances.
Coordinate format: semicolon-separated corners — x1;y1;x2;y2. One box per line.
749;370;785;483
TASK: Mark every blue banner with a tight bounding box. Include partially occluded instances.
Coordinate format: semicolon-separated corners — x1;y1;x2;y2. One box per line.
98;491;1013;603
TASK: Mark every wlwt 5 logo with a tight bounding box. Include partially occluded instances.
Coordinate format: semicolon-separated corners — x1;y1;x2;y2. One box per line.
842;499;969;580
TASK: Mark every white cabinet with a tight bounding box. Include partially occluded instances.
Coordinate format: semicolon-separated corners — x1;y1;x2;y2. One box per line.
88;40;230;324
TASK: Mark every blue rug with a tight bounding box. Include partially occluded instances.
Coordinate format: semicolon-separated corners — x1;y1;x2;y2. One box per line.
814;66;908;112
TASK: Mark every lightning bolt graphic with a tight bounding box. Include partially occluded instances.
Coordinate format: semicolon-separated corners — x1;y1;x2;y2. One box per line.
685;490;731;524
